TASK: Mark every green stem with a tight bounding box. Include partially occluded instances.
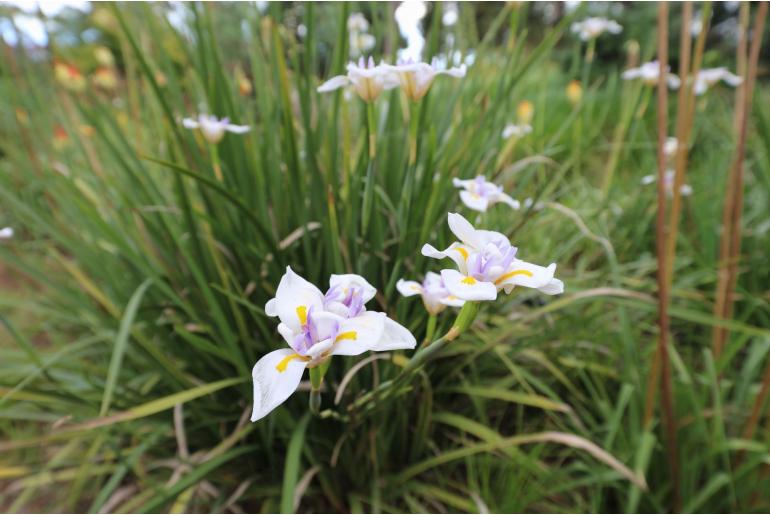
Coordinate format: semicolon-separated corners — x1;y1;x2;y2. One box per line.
308;359;330;414
398;101;421;231
348;303;480;414
210;142;223;182
423;314;437;346
361;101;377;234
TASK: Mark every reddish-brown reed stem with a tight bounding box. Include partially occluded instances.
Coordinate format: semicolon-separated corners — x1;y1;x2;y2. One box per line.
713;2;767;358
650;4;680;511
732;3;769;444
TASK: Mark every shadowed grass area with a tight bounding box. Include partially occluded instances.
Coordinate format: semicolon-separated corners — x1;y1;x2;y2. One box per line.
1;2;769;512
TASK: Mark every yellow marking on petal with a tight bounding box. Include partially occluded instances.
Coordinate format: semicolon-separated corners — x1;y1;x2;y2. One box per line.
275;353;309;373
461;276;477;285
296;305;308;326
446;295;457;300
335;331;358;342
494;269;534;285
411;286;421;291
455;247;469;260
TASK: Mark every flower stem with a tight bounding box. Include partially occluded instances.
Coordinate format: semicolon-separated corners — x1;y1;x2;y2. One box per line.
398;101;422;232
361;101;377;234
210;143;223;182
348;303;480;414
422;314;437;347
308;360;330;414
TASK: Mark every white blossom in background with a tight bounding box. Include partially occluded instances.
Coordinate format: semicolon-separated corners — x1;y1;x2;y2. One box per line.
422;213;564;301
641;171;693;197
347;12;370;33
453;176;520;212
641;137;692;197
350;32;376;57
182;115;250;144
693;68;743;95
571;17;622;41
502;123;532;140
442;2;459;27
622;61;681;89
663;137;678;158
395;1;427;62
317;57;399;102
347;13;376;58
0;227;14;240
397;272;464;315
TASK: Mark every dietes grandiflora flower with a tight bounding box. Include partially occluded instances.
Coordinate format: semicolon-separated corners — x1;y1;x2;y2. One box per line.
571;17;622;41
422;213;564;302
251;267;416;421
386;58;466;101
622;61;681;89
182;114;250;144
397;271;464;316
693;68;742;96
640;137;693;196
317;56;399;102
453;176;520;212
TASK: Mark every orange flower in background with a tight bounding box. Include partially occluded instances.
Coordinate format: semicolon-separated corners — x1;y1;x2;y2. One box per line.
92;67;118;91
566;80;583;105
235;66;253;96
79;125;95;138
54;61;86;93
516;100;534;124
53;125;70;151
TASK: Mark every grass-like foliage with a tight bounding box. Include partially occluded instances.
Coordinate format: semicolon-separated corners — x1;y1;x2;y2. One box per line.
1;2;770;512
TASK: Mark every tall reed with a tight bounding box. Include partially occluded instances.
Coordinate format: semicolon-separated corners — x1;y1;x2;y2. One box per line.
712;2;768;357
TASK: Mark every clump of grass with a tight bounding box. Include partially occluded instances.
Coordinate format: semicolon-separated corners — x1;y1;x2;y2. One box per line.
1;2;770;513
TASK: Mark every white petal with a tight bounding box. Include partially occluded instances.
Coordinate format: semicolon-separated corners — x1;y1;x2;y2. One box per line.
370;317;417;352
475;230;510;248
317;75;350;93
225;124;251;134
265;298;278;316
422;242;471;274
460;190;489;212
495;261;562;295
447;212;482;248
422;243;449;260
305;338;334;360
251;348;307;422
182;117;200;129
441;269;497;301
437;64;466;78
452;177;474;189
667;75;681;89
440;294;465;307
722;72;743;87
538;278;564;295
396;279;423;297
494;192;521;210
640;175;656;185
332;311;386;356
272;266;325;332
277;323;295;346
329;273;377;304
